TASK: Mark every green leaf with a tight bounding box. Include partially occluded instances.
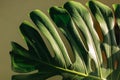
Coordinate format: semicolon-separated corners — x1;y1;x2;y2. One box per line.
87;0;118;54
12;72;57;80
19;21;52;63
10;42;38;73
11;8;102;80
107;68;120;80
49;6;88;73
10;21;58;79
30;10;72;68
64;1;102;77
113;4;120;29
10;0;120;80
87;0;120;79
113;4;120;47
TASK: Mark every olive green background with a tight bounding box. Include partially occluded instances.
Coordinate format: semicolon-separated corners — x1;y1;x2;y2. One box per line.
0;0;119;80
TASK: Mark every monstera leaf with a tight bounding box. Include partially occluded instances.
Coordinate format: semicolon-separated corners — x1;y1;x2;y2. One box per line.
113;4;120;47
113;4;120;29
10;0;120;80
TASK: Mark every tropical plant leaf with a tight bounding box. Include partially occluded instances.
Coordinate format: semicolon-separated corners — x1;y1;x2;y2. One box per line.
113;4;120;47
113;4;120;29
49;6;88;72
10;0;120;80
49;6;89;80
63;1;103;77
12;72;57;80
10;22;61;79
87;0;120;79
87;0;113;69
30;9;72;68
10;10;88;80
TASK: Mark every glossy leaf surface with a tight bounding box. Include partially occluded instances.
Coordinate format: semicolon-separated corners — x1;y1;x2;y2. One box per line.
10;0;120;80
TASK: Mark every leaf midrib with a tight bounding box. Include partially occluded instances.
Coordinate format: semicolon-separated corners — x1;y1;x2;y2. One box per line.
19;51;102;80
35;58;103;80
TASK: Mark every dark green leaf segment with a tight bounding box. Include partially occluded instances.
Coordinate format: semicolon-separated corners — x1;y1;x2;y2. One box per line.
10;0;120;80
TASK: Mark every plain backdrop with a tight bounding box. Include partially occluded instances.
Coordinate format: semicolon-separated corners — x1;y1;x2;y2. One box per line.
0;0;119;80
